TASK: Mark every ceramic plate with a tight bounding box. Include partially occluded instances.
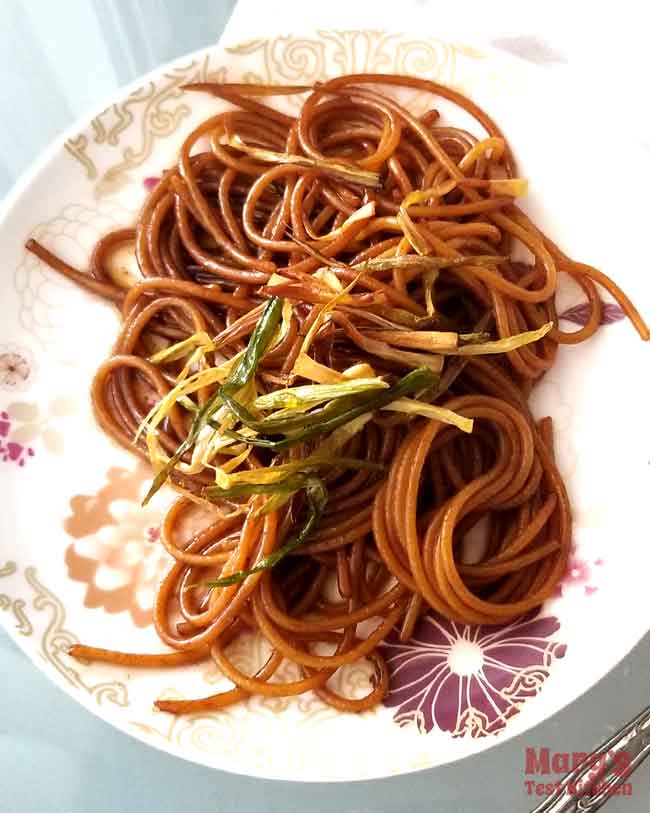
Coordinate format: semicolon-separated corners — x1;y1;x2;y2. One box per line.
1;30;649;781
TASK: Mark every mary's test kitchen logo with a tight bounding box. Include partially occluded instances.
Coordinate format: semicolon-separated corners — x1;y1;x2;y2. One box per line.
524;746;633;799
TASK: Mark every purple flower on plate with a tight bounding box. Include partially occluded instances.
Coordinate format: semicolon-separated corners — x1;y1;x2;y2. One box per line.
381;612;566;737
559;302;625;326
503;277;626;328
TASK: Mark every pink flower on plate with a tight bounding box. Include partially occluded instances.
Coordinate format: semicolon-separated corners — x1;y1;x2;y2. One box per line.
381;612;566;737
0;410;10;438
556;551;602;597
0;410;35;467
0;352;30;390
65;499;170;627
564;557;590;585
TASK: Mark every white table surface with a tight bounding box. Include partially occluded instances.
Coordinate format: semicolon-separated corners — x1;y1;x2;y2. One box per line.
2;1;649;810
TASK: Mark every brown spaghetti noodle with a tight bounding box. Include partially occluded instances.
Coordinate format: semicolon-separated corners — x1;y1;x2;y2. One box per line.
26;74;648;715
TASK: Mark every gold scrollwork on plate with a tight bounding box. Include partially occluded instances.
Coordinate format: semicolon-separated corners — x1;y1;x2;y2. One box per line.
0;561;32;635
1;564;129;709
0;561;17;578
64;135;98;181
63;32;485;198
64;54;226;198
132;635;384;764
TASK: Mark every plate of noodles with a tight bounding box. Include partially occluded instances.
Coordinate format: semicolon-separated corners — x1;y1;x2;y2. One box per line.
1;30;649;781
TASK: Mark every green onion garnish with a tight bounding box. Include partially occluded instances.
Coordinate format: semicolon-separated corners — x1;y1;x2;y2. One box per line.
224;366;438;451
142;296;282;505
206;476;327;588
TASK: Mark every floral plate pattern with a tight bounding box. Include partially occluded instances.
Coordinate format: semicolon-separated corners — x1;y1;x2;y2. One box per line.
1;30;649;781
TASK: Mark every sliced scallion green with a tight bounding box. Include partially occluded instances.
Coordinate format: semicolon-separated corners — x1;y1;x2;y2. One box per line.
142;297;283;505
225;366;438;451
206;476;327;587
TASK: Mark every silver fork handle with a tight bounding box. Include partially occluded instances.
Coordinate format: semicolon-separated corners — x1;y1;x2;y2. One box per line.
528;704;650;813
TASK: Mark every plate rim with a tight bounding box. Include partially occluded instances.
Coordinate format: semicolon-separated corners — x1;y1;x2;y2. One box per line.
1;29;648;782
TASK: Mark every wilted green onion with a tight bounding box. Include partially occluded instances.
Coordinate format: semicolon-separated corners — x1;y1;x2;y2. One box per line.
149;332;214;365
444;322;553;355
142;297;283;505
142;389;222;506
359;254;505;274
220;297;283;395
382;398;474;433
206;477;327;588
227;136;382;188
226;366;438;451
252;378;388;411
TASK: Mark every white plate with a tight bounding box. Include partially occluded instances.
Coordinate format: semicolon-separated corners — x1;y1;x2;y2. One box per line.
1;31;649;781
